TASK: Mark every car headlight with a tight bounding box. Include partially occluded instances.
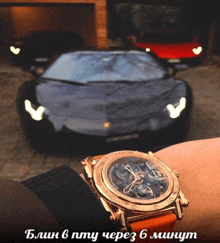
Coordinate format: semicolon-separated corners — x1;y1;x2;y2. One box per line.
10;46;21;55
24;100;49;121
192;46;202;55
166;97;186;119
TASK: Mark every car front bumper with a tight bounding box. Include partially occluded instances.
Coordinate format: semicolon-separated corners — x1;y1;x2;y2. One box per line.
21;107;191;153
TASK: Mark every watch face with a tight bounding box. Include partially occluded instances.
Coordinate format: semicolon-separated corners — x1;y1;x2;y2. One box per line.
107;156;169;201
93;151;178;211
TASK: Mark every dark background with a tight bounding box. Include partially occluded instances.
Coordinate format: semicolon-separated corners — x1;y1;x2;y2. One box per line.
0;0;220;57
107;0;220;56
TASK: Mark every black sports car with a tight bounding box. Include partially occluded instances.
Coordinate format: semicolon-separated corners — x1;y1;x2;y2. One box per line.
17;49;192;152
9;30;84;73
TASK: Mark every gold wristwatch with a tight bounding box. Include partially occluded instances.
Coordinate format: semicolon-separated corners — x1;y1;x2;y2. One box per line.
81;150;189;238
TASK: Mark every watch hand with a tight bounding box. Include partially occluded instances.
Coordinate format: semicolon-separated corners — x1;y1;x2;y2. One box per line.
123;176;143;193
145;162;154;173
137;166;143;172
147;186;155;197
123;179;137;193
124;165;137;177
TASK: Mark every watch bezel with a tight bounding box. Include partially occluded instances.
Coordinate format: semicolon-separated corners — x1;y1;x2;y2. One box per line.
93;151;180;212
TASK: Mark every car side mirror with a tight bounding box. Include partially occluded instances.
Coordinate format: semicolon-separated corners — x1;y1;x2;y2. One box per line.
167;67;176;76
30;66;45;76
35;67;45;76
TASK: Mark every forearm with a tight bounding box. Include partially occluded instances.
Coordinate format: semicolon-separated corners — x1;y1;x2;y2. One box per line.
156;137;220;241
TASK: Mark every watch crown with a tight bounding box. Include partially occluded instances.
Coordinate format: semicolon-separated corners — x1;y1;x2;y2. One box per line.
86;156;98;165
180;199;189;207
81;159;88;166
148;151;154;156
179;190;189;206
173;170;180;178
82;156;96;166
148;151;160;162
86;156;94;163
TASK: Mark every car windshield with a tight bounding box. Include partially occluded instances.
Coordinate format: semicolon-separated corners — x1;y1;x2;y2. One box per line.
42;51;167;83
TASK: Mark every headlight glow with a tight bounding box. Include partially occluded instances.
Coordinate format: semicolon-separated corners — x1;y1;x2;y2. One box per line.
102;121;111;128
145;48;151;52
24;100;46;121
10;46;21;55
166;97;186;119
192;46;202;55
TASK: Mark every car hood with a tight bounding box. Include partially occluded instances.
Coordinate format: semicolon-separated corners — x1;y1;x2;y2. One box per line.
35;78;188;136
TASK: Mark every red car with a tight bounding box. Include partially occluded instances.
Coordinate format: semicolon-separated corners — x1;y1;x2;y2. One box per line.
130;31;203;70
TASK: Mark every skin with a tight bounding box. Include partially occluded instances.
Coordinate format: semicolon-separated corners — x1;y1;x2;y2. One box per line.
155;137;220;241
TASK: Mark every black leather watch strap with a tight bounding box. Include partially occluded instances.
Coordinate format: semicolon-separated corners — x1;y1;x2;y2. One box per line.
22;165;120;235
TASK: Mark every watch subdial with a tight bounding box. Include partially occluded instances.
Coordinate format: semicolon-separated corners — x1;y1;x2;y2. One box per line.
135;184;156;199
115;170;133;181
148;169;166;181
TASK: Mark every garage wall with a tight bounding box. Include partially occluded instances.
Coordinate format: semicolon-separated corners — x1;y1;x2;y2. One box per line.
58;5;95;47
0;4;95;46
0;7;15;40
10;6;61;36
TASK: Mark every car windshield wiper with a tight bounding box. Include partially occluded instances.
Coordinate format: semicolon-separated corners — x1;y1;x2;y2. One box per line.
87;80;139;84
87;77;167;84
41;77;86;85
163;73;172;79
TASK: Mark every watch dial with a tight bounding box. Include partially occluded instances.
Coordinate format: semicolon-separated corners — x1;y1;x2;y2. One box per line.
107;157;169;201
